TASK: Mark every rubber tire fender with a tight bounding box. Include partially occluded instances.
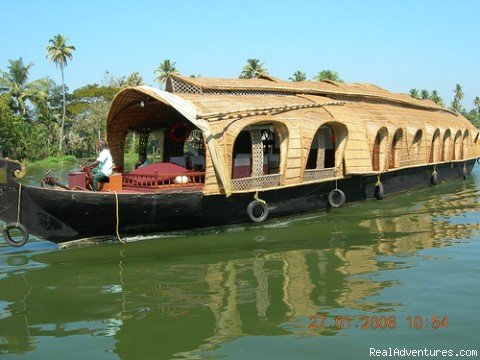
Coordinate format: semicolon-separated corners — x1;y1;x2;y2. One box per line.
374;183;384;200
328;189;346;208
431;172;438;186
247;200;269;223
3;222;29;247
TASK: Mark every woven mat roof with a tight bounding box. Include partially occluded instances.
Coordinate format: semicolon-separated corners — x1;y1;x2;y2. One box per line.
107;86;342;128
169;74;450;114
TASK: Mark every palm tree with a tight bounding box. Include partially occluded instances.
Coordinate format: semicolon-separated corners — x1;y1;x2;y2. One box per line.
473;96;480;114
451;83;464;112
0;58;48;116
289;70;307;82
239;59;268;79
155;60;178;86
313;70;343;82
420;89;430;100
125;72;144;86
46;34;76;153
409;88;420;99
429;90;444;107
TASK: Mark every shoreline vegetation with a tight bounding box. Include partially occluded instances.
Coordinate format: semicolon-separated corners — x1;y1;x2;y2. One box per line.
1;35;479;163
25;152;138;170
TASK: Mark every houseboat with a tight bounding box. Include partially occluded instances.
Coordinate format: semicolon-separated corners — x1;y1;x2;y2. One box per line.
1;74;479;247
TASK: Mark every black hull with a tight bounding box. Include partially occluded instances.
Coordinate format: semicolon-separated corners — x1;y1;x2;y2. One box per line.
0;159;476;244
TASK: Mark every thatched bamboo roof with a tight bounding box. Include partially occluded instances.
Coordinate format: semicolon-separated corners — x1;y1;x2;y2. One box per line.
166;74;453;114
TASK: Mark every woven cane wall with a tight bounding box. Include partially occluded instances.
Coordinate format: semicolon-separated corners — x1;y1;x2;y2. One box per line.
107;84;480;196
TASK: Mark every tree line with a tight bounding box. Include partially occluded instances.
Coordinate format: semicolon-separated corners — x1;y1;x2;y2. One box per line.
1;38;479;162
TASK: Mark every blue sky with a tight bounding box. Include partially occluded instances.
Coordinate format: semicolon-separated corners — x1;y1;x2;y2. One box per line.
1;0;479;108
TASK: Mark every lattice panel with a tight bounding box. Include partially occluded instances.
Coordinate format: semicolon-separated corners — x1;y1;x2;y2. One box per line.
231;174;281;191
204;89;293;96
171;78;201;93
316;129;326;168
302;168;335;182
251;130;264;177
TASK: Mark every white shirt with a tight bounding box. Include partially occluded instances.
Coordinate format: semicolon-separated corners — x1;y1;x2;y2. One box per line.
96;148;113;176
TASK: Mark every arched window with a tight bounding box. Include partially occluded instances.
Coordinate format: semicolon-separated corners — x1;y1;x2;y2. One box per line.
389;129;403;169
453;130;462;160
303;122;348;182
462;130;469;159
231;131;253;178
231;123;287;191
372;127;388;171
411;130;423;165
306;125;335;170
429;129;440;163
442;130;451;162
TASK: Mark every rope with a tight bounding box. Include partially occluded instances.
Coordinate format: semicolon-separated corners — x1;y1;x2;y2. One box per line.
432;164;437;175
16;183;22;227
375;174;382;187
110;191;125;243
254;191;267;205
334;167;339;190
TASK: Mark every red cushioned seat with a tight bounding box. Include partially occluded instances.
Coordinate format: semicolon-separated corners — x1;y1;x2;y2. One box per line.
130;162;188;176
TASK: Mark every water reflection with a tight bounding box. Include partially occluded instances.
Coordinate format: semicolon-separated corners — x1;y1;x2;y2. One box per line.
0;176;479;359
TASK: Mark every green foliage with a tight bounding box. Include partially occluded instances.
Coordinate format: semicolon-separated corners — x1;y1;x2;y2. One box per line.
46;34;76;153
463;109;480;128
409;88;445;107
68;101;110;157
0;58;50;117
155;60;178;86
239;59;268;79
451;84;464;113
46;35;75;70
68;84;118;116
0;94;20;157
26;155;77;166
313;70;343;82
289;71;307;82
429;90;444;106
103;71;144;88
0;95;58;160
125;72;144;86
409;88;420;99
473;97;480;113
420;89;430;100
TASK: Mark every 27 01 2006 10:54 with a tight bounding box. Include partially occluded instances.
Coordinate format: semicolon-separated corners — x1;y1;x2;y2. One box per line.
308;315;448;330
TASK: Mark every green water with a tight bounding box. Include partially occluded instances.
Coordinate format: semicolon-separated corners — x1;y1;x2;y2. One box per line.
1;165;479;359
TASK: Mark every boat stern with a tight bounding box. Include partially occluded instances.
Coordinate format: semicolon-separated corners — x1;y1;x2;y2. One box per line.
0;158;25;225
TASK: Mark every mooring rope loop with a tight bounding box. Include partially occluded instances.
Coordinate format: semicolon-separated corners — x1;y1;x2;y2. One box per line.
254;191;267;205
16;183;22;227
333;166;340;190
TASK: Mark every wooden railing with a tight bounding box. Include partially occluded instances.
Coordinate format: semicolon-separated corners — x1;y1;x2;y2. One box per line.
122;171;205;189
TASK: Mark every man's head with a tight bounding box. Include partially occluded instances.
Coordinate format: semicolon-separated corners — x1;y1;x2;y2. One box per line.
96;140;107;150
